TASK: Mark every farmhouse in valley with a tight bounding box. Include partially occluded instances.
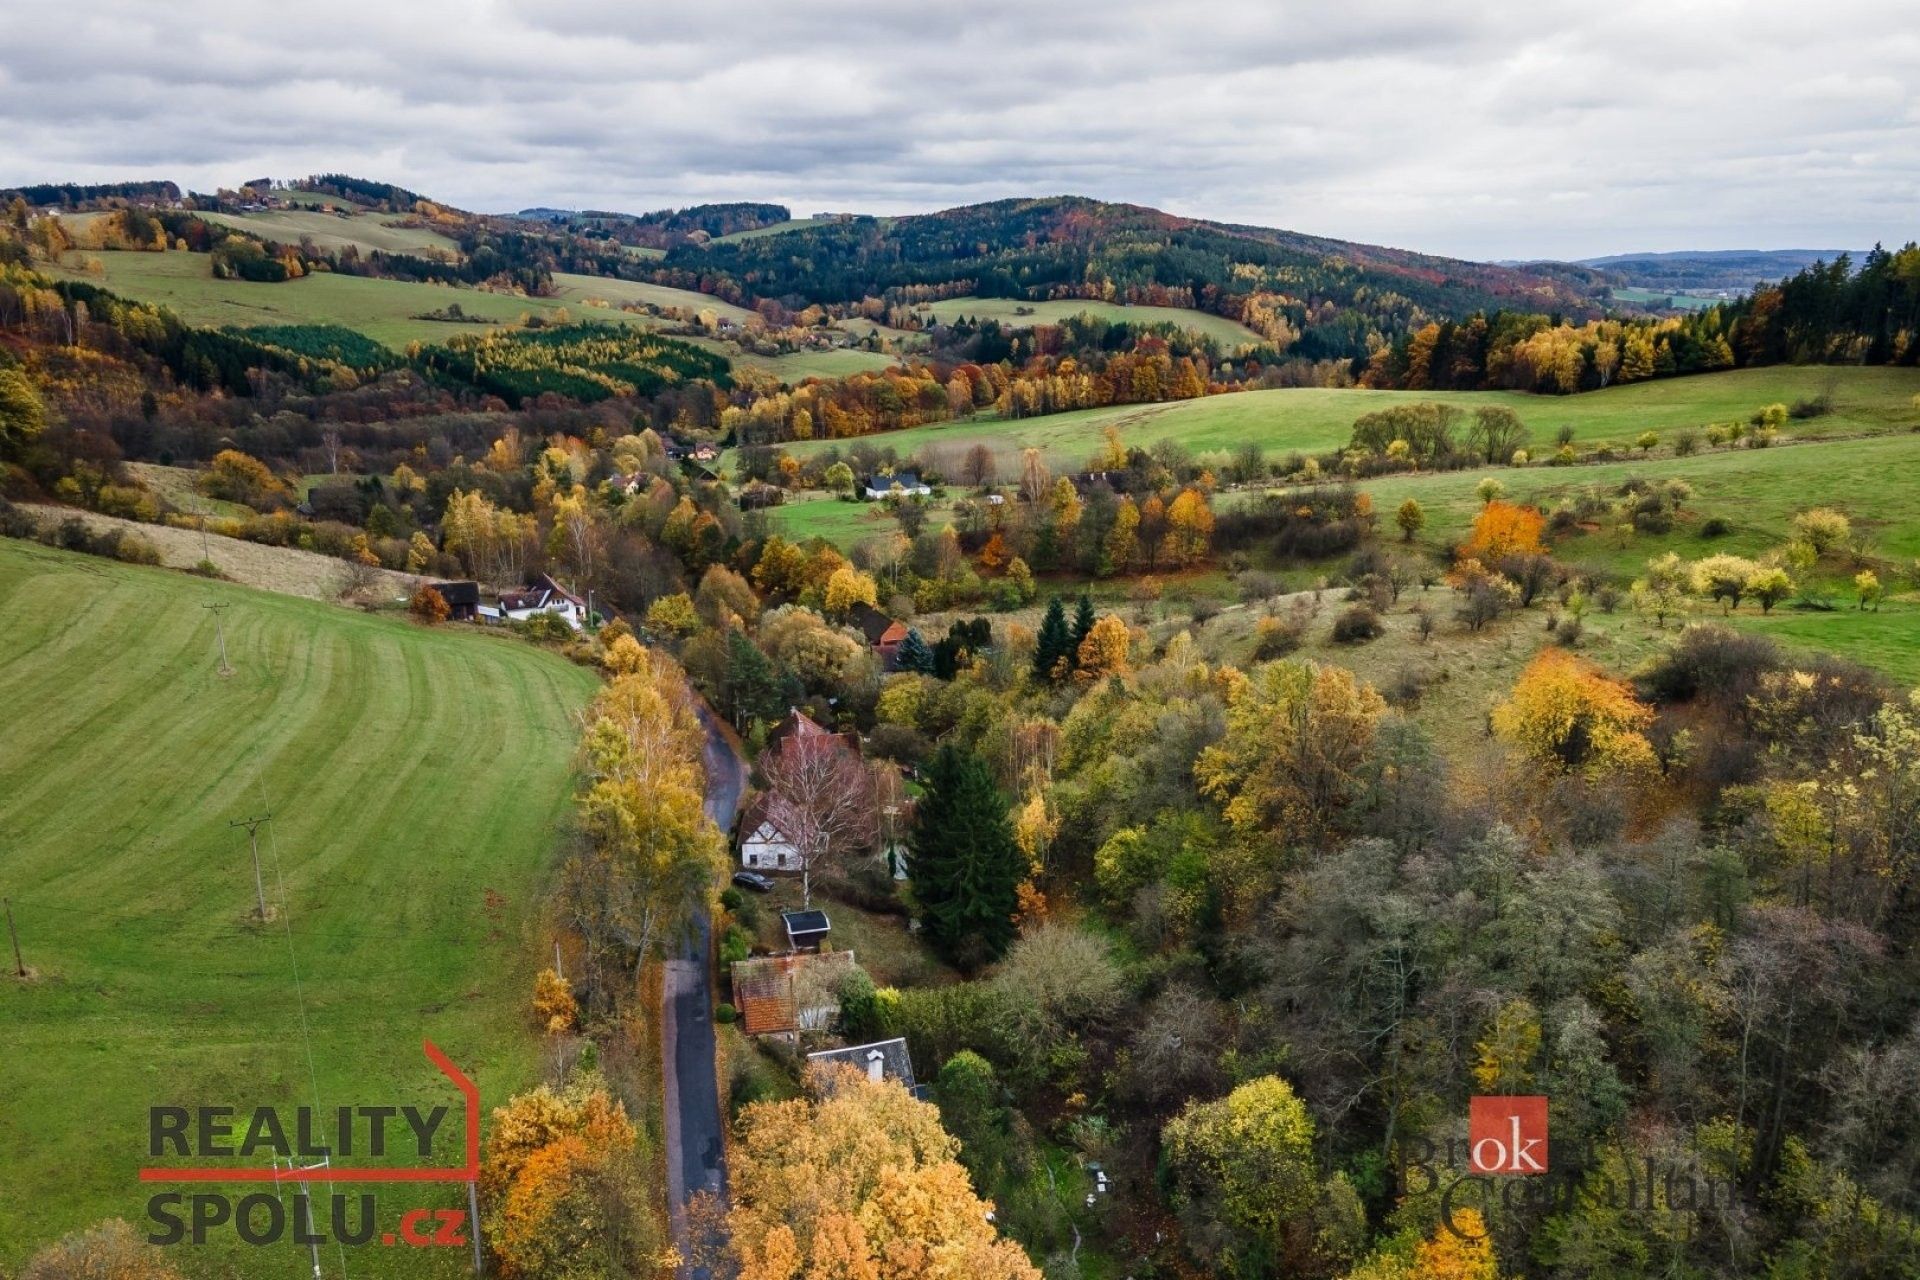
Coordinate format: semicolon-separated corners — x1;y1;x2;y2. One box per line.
479;574;588;629
861;471;930;500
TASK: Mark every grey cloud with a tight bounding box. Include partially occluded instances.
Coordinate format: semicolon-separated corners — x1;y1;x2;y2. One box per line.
0;0;1915;259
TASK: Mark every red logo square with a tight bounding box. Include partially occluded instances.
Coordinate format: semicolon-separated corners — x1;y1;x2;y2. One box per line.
1469;1095;1548;1175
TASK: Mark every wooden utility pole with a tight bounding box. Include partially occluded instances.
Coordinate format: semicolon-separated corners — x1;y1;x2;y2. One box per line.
4;897;23;977
230;814;272;920
202;601;234;677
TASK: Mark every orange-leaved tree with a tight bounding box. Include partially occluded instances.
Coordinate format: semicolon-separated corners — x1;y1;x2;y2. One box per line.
729;1068;1040;1280
1491;648;1656;778
1460;500;1546;562
480;1077;656;1279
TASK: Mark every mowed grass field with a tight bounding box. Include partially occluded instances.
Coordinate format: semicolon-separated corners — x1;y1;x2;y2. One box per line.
0;539;600;1274
917;295;1266;350
775;366;1920;473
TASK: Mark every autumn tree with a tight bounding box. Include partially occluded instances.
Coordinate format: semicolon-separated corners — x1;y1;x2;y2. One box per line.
0;365;48;456
1691;553;1759;613
1395;498;1425;542
1163;1075;1323;1276
531;967;578;1035
1631;552;1690;628
823;564;879;617
1196;661;1388;846
909;744;1024;969
729;1071;1040;1280
1101;496;1140;575
202;448;279;507
481;1077;654;1279
1160;487;1216;567
1074;614;1132;682
760;730;876;908
1491;648;1657;778
409;584;450;624
1466;405;1529;464
572;649;726;983
1461;500;1545;562
1746;563;1794;614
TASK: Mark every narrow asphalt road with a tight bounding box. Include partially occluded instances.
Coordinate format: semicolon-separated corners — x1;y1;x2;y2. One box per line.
664;700;744;1278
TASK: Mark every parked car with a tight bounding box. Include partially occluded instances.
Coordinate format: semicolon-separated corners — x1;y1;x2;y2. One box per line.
732;870;775;893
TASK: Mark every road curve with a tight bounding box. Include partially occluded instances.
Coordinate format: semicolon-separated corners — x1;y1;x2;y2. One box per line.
664;699;745;1278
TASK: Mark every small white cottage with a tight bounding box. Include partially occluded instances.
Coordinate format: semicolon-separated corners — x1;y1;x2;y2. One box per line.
738;794;805;872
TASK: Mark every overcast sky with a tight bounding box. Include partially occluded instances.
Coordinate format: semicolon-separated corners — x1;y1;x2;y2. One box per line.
2;0;1915;261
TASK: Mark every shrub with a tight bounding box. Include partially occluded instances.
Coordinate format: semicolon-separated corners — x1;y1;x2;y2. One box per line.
1385;664;1427;706
1791;507;1852;556
409;584;450;624
1253;612;1305;659
1673;428;1701;457
1331;604;1383;644
1700;516;1732;538
714;1002;737;1024
1631;505;1674;535
115;533;162;565
1639;624;1781;705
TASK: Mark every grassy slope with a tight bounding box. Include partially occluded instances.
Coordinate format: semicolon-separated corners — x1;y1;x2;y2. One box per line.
0;539;599;1272
201;209;463;258
735;348;901;382
775;366;1920;472
1349;432;1920;683
44;252;753;350
709;218;829;244
919;295;1265;350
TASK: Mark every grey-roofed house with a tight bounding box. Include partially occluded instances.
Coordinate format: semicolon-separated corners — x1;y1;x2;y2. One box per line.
807;1037;921;1094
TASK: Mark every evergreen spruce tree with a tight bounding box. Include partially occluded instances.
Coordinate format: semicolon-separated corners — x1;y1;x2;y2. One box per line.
724;628;794;727
897;626;934;674
907;744;1023;968
1033;596;1071;682
1070;594;1097;668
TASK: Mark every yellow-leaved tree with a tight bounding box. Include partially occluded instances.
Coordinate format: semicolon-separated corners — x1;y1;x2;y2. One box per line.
729;1069;1040;1280
575;647;726;971
480;1077;657;1279
1196;661;1387;846
823;564;879;617
1491;648;1656;778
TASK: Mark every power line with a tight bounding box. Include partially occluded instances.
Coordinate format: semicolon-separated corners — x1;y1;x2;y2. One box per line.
5;896;23;977
254;773;350;1280
229;813;273;922
202;601;235;677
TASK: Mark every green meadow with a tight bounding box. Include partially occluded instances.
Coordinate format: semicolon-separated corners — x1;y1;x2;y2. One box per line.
774;365;1920;472
45;251;760;350
917;295;1266;350
0;539;599;1274
200;209;463;258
